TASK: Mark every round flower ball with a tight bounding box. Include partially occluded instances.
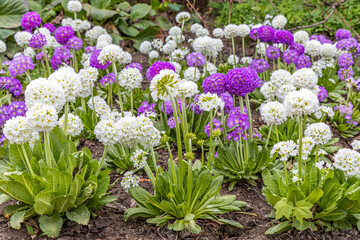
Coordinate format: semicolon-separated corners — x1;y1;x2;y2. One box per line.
0;40;6;53
202;73;226;95
176;12;191;24
295;55;311;69
272;15;287;29
304;122;332;145
333;149;360;177
3;116;33;145
176;81;199;99
292;68;318;89
118;67;143;90
25;78;66;112
284;88;320;116
266;45;280;59
305;40;321;57
321;43;337;58
294;30;309;44
338;53;354;69
26;103;59;132
238;24;250;38
224;24;239;39
94;119;120;146
67;0;82;12
213;28;224;38
289;43;305;55
335;29;351;40
150;69;182;101
54;26;75;45
139;41;152;54
58;113;83;137
43;23;56;33
225;67;260;97
197;93;224;111
270;69;293;88
184;67;200;82
260;82;277;100
258;25;275;42
21;12;41;30
146;61;175;81
260;101;287;125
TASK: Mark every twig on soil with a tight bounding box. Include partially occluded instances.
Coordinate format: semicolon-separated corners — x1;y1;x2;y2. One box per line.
186;0;207;28
269;0;279;15
288;0;340;31
234;211;258;217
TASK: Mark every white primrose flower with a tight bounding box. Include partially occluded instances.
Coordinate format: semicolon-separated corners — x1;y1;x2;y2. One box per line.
171;62;182;74
26;103;59;132
62;18;73;26
71;19;83;32
130;149;148;170
271;140;298;161
118;67;143;90
213;28;224;38
298;137;315;160
121;170;140;192
100;110;122;122
321;43;337;58
176;12;191;23
98;44;123;63
152;39;163;50
351;140;360;151
67;0;82;12
0;40;6;53
87;96;111;117
150;69;182;102
224;24;239;39
314;106;334;119
272;15;287;29
260;101;287;125
284;89;319;116
58;113;83;137
304;122;332;145
175;81;199;98
333;149;360;177
196;28;209;37
270;69;293;88
139;41;152;54
197;93;224;111
97;34;112;44
184;67;201;82
305;40;322;57
80;20;91;31
294;30;309;44
3;116;33;145
292;68;318;89
14;31;32;47
149;50;159;60
260;82;277;100
276;84;296;102
203;62;217;76
94;119;120;146
28;132;40;149
169;27;181;36
227;54;239;65
190;23;203;33
237;24;250;37
78;67;98;98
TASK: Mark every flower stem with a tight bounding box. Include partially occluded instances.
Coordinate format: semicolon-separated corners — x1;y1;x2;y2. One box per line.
96;145;108;175
117;85;124;117
265;124;273;147
245;94;252;141
242;37;246;59
166;142;177;184
298;115;303;179
130;90;134;114
21;144;35;176
315;145;319;163
207;110;214;169
231;38;236;66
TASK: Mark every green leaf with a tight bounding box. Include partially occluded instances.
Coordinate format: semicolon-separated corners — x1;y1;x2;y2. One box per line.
133;20;155;29
10;210;26;229
39;213;63;238
0;193;11;204
91;6;118;21
156;16;171;30
0;29;16;40
187;220;201;234
125;207;159;221
118;19;139;37
265;221;292;234
168;3;184;12
53;195;75;213
0;0;28;29
66;205;90;225
293;200;313;222
0;180;35;205
184;213;195;221
293;219;311;231
315;208;347;221
217;218;243;228
169;219;185;231
274;198;294;219
130;4;151;22
306;188;323;204
34;191;54;216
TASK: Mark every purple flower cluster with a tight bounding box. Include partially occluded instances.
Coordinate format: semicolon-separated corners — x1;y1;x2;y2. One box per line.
336;39;358;51
274;30;294;45
29;33;47;49
21;12;41;30
8;55;34;78
51;46;72;70
161;99;185;115
289;43;305;54
338;53;354;69
186;52;206;67
335;29;351;40
295;55;311;69
249;28;260;40
258;26;274;42
0;134;6;144
100;73;116;87
85;46;97;54
334;102;357;125
204;119;222;137
220;92;233;113
338;68;354;81
36;52;45;61
318;86;328;101
137;101;156;117
90;49;110;70
225;67;260;97
126;62;143;72
266;46;280;59
43;23;56;33
0;101;27;126
66;36;83;50
250;59;269;73
146;61;175;81
54;26;75;45
202;73;226;94
167;116;180;129
190;94;202;114
282;50;298;64
0;77;22;97
226;106;249;141
309;35;332;44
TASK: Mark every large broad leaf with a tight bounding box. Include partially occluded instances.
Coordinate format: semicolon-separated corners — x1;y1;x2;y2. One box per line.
9;208;35;229
265;221;292;234
53;195;75;213
34;191;54;215
91;6;118;21
39;213;63;238
0;0;28;29
274;198;294;219
130;4;151;22
0;181;35;205
293;200;313;222
66;205;90;225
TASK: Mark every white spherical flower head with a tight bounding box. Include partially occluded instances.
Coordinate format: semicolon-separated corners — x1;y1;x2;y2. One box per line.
272;15;287;29
227;54;239;65
305;40;322;57
260;101;287;125
48;67;81;103
100;110;122;122
241;57;253;65
58;113;83;137
260;82;277;100
176;12;191;23
271;140;298;161
304;122;332;145
351;140;360;151
121;170;140;192
94;119;120;146
170;49;187;61
96;41;109;49
24;47;35;58
71;19;83;32
196;28;209;37
162;42;176;55
176;81;199;99
98;44;123;63
0;40;6;53
26;103;59;132
67;0;82;12
97;34;112;44
139;41;152;54
321;43;337;58
294;30;309;44
87;96;110;117
284;88;319;116
270;69;293;88
224;24;239;39
197;93;224;111
213;28;224;38
130;149;148;170
14;32;32;47
151;39;163;50
184;67;201;82
192;36;222;58
314;106;334;119
25;78;66;111
238;24;250;37
256;42;267;55
150;69;182;101
169;26;181;36
276;84;296;102
292;68;318;89
203;62;217;76
333;149;360;177
171;62;182;74
80;20;91;31
149;50;159;60
190;23;203;33
298;137;315;159
62;18;73;26
3;116;33;145
118;67;143;90
28;132;40;149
